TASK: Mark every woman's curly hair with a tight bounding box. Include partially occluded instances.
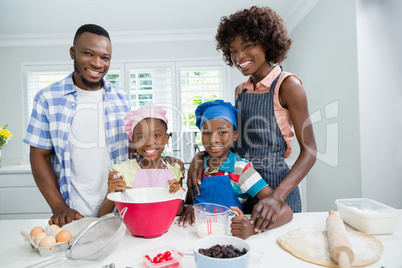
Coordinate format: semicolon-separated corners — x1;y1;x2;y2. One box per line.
216;6;292;66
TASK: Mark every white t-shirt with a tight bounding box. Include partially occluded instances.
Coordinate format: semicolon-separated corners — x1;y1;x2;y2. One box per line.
68;86;111;217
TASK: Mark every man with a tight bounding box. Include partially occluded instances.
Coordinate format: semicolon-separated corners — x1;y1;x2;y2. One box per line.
23;24;130;226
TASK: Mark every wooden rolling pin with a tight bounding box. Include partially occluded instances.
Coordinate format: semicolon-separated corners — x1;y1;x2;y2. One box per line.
326;210;354;268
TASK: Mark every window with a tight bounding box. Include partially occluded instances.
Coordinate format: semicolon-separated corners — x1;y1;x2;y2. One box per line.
23;64;122;128
23;65;72;127
125;61;228;161
23;60;229;163
22;64;122;162
178;64;225;148
128;67;173;108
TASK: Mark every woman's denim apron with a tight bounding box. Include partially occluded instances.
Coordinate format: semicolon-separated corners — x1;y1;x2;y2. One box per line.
233;72;301;213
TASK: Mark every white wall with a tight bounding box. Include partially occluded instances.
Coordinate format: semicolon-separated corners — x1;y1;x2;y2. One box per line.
356;0;402;208
286;0;362;211
287;0;402;210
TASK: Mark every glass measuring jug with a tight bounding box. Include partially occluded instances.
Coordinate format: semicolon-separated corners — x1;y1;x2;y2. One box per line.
194;203;235;238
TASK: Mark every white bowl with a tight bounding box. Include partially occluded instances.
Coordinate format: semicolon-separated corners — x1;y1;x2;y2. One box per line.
107;187;185;203
335;198;400;235
193;235;250;268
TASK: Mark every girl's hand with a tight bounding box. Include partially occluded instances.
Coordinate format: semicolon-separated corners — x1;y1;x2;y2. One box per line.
187;151;207;198
167;179;185;193
250;195;283;233
176;205;195;227
230;206;256;240
163;156;185;174
107;171;126;194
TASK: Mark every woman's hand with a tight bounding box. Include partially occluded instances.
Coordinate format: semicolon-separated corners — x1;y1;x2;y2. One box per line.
187;151;207;198
250;194;283;233
176;205;195;227
230;206;256;240
107;171;126;193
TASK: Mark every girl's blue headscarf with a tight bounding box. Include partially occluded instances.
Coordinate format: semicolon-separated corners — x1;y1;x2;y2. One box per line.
195;100;238;130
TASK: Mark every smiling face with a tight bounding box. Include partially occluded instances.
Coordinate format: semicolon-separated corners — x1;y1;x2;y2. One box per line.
229;35;272;82
201;118;238;165
132;118;169;168
70;32;112;91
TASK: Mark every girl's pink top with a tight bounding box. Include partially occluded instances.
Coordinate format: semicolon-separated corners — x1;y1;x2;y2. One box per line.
235;65;302;158
132;167;175;188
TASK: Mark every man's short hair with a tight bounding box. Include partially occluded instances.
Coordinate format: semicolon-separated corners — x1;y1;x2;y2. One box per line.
73;24;111;45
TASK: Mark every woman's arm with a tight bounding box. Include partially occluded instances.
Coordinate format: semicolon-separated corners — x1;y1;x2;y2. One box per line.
250;76;316;230
274;76;317;204
186;151;208;198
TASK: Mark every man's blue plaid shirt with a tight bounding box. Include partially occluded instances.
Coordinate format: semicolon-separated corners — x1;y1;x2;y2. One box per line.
23;73;130;206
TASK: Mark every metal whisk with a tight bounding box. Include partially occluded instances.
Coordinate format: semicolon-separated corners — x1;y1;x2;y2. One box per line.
108;167;133;201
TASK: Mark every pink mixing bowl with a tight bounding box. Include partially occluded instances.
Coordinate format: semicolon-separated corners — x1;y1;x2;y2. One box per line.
107;187;185;238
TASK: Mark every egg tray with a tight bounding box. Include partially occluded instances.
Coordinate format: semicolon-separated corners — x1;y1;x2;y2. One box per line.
21;217;96;257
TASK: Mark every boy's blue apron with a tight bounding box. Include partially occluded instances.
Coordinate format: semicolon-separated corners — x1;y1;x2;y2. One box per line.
233;71;301;213
193;172;243;210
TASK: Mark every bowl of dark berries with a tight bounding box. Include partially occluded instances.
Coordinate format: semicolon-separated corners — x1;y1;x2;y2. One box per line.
193;235;250;268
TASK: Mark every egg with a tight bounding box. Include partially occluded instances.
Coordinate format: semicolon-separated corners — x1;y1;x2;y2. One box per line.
56;229;72;244
49;224;62;234
30;226;45;238
39;235;56;250
34;232;48;243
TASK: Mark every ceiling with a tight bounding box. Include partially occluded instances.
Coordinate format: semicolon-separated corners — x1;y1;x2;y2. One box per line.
0;0;319;36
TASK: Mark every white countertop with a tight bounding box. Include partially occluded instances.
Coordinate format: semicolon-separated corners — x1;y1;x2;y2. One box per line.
0;212;401;268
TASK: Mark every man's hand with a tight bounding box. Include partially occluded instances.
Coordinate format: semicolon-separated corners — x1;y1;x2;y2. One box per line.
176;205;195;227
49;208;84;227
30;146;82;227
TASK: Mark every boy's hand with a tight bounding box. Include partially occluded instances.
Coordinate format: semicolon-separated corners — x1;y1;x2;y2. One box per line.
230;206;256;240
107;171;126;194
167;179;185;193
176;205;195;227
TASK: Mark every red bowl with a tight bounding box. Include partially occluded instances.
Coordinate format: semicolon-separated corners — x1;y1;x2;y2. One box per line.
107;187;185;238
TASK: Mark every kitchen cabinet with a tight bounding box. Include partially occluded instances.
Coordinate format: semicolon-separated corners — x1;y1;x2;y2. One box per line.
0;165;51;220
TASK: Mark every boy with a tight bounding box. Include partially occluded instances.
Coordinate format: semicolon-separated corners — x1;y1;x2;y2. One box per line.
177;100;293;239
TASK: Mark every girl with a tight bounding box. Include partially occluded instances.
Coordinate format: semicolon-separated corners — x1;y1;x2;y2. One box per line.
187;6;317;233
98;104;184;216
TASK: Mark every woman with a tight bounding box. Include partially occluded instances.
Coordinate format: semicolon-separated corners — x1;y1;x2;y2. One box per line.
187;6;317;233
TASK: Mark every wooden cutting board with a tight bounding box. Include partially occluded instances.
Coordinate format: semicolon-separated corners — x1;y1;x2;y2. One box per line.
277;227;383;267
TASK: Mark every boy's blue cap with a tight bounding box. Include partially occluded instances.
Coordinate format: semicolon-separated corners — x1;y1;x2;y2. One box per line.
195;99;238;130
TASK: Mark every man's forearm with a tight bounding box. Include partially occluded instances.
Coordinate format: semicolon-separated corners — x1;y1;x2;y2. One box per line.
30;146;68;213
